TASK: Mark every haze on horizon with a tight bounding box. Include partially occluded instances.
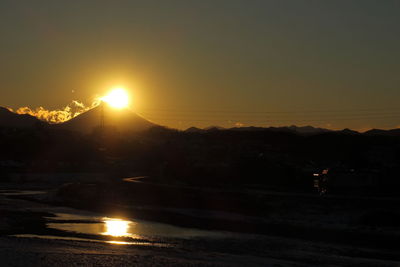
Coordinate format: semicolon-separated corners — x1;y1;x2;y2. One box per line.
1;0;400;131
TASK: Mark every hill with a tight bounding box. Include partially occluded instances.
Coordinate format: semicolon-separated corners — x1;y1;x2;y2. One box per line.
55;103;157;134
0;107;43;128
186;125;332;135
364;128;400;137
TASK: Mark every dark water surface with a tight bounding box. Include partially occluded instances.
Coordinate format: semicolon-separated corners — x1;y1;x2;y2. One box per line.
1;190;244;246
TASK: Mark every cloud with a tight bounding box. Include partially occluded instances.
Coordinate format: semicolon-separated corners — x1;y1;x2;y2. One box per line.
13;99;100;124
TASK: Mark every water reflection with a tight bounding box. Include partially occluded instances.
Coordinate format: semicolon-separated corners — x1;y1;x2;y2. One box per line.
0;190;46;196
47;212;232;242
102;218;133;237
12;234;169;247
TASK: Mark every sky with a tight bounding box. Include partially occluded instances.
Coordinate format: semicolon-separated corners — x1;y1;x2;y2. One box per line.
0;0;400;130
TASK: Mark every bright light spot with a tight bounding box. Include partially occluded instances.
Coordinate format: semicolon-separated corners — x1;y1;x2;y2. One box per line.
102;218;131;237
101;88;129;109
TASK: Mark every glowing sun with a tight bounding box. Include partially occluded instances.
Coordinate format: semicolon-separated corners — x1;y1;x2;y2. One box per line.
101;88;129;109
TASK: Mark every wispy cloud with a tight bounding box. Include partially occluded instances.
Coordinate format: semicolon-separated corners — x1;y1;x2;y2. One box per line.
13;99;101;123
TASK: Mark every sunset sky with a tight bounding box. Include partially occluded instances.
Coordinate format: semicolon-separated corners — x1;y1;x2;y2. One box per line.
1;0;399;130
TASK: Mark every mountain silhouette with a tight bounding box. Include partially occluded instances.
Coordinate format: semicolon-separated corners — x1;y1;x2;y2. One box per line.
286;125;331;134
187;125;332;135
185;126;203;133
364;128;400;136
3;104;400;137
56;103;157;134
0;107;43;128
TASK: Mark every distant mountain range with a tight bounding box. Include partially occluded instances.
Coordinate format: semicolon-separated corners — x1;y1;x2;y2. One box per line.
364;128;400;136
185;125;332;135
0;104;156;134
184;125;400;136
1;105;400;136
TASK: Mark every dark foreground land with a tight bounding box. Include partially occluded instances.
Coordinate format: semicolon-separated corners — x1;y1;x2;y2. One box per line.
1;127;400;265
1;230;398;267
0;177;399;267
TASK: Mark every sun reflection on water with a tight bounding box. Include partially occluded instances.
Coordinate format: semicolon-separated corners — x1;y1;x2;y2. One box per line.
47;213;230;245
102;218;133;237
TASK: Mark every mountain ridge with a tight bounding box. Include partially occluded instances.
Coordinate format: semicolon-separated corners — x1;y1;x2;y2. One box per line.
2;105;400;136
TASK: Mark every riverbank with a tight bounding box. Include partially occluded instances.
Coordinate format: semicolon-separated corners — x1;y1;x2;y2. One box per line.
1;181;400;266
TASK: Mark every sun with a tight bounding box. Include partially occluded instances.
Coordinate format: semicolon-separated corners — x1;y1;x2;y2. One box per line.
101;88;129;109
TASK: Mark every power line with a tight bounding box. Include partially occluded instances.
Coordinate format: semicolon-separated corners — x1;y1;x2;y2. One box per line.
139;112;400;119
141;115;400;123
138;106;400;115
